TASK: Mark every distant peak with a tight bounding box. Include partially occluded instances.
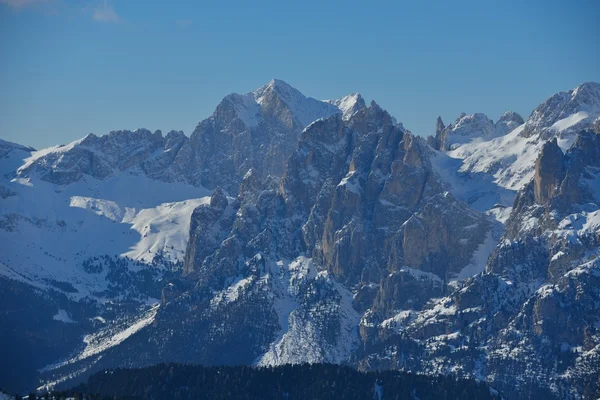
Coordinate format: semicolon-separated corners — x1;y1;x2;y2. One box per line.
325;93;366;121
453;113;492;126
574;81;600;91
571;81;600;100
436;116;445;134
498;111;524;125
267;78;292;88
521;81;600;138
255;78;298;98
0;138;36;152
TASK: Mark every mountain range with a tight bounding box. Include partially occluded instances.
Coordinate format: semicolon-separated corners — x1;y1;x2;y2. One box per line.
1;79;599;399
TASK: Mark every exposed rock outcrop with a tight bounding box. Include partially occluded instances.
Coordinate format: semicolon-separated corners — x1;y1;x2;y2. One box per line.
533;138;566;204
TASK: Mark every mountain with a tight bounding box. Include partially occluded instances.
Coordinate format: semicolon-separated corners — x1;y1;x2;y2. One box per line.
17;79;358;193
446;82;600;192
1;80;599;399
357;129;600;399
429;111;524;151
0;80;365;393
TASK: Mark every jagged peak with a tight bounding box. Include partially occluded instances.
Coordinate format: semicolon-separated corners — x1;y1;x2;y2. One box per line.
0;138;36;153
436;116;445;132
324;93;366;121
572;81;600;97
369;100;381;110
449;113;494;133
498;111;524;125
522;81;600;138
253;78;303;104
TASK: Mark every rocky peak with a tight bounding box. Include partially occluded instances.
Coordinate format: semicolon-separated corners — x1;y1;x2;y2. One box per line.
522;81;600;139
0;138;35;157
325;93;366;121
498;110;525;125
253;79;340;127
17;128;171;185
435;116;445;134
533;138;566;204
495;111;525;136
432;112;495;151
453;112;494;135
210;186;228;210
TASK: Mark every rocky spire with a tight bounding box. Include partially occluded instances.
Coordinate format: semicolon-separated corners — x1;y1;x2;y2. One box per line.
435;116;445;135
533;138;565;204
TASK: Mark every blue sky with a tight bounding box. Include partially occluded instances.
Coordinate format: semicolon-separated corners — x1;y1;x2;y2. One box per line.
1;0;599;149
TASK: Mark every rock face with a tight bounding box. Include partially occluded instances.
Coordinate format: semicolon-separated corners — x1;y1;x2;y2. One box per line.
187;79;344;192
533;138;566;204
357;129;600;400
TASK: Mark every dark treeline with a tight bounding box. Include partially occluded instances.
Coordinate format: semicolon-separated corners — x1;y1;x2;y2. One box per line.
50;363;502;400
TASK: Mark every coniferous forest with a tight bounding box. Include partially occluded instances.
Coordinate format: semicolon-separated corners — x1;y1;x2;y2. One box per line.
54;363;501;400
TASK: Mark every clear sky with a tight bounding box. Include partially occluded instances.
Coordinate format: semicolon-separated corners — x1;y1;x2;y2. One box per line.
1;0;599;149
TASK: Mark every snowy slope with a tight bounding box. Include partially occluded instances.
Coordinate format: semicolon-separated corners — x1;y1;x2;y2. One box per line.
255;257;360;366
444;83;600;193
1;141;210;299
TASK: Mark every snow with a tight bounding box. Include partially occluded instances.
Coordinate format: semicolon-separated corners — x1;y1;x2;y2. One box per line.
79;303;159;360
553;210;600;245
53;309;75;323
46;303;159;371
254;79;341;127
381;310;415;330
212;275;255;305
485;205;513;224
551;251;566;262
226;79;361;131
1;148;210;299
450;229;498;285
324;93;363;120
397;266;443;284
338;171;361;194
442;113;496;150
581;210;600;233
40;303;160;390
445;124;575;193
256;257;360;366
430;149;516;213
230;93;261;128
550;111;589;132
442;87;599;196
17;137;85;173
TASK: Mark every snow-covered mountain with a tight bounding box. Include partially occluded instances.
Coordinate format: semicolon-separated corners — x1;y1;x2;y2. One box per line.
1;80;599;399
445;82;600;192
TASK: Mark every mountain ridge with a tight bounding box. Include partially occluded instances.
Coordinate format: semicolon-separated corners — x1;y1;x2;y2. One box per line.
1;80;599;399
